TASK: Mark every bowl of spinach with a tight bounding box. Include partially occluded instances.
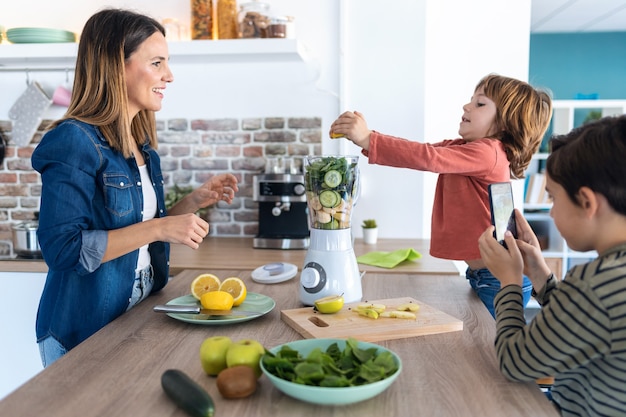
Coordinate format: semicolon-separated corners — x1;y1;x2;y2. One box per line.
260;337;402;405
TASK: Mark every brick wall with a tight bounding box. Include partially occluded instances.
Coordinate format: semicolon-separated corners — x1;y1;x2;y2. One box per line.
0;116;322;256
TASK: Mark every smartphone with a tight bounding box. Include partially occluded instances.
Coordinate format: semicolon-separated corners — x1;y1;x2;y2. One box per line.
488;182;517;247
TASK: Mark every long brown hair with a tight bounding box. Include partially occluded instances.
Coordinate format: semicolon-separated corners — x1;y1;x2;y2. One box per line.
476;74;552;179
49;9;165;158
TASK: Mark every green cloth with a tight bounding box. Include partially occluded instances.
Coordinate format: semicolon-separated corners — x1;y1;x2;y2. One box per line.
356;248;422;269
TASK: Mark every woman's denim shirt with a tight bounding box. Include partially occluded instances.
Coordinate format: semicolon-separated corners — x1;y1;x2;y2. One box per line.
32;119;169;351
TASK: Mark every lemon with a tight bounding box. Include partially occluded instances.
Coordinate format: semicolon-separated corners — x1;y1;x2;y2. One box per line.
190;273;221;300
219;277;247;307
314;294;344;314
201;291;234;310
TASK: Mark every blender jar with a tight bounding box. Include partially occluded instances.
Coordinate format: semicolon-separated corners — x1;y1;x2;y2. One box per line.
304;156;359;230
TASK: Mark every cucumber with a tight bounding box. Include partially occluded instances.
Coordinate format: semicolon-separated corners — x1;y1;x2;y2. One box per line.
320;218;339;230
323;169;342;188
161;369;215;417
319;190;340;208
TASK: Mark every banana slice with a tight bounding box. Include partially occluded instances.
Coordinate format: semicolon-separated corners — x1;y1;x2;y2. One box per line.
356;308;379;319
396;303;420;312
355;303;386;313
379;310;417;320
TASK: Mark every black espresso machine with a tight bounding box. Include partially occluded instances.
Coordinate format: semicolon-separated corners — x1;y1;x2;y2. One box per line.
253;173;310;249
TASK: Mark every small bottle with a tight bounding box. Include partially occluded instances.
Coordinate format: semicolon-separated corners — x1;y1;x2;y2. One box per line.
217;0;240;39
268;16;293;38
190;0;213;40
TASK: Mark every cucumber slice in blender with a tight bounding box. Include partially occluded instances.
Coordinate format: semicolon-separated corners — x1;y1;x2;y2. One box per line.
319;190;340;208
323;170;342;188
320;218;339;230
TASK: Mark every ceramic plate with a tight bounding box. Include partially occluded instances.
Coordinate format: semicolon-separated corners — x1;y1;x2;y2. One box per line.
6;27;76;43
162;293;275;325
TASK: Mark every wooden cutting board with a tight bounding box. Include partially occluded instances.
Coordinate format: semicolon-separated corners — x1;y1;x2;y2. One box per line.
281;297;463;342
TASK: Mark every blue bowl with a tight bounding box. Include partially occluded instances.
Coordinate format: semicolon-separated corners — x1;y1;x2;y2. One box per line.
260;338;402;405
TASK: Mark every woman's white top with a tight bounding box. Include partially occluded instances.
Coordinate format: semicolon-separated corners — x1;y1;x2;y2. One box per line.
136;164;157;271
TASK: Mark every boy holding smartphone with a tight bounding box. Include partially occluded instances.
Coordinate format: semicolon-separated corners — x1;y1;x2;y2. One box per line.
478;115;626;415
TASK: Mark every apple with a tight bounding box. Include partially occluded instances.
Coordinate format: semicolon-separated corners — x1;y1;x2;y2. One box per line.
225;339;266;378
199;336;233;376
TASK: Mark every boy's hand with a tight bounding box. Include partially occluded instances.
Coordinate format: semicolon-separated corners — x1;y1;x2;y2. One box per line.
478;227;524;287
512;209;552;284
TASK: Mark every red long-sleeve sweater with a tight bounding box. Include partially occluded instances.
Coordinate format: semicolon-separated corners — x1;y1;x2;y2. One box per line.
365;131;511;261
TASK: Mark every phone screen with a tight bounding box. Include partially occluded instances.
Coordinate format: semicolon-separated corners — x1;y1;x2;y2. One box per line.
488;182;517;246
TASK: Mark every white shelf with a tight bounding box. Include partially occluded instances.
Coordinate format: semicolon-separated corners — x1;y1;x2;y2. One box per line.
523;99;626;278
0;38;308;71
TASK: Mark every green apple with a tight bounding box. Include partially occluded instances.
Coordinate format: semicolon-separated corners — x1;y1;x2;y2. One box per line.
199;336;233;376
225;339;266;378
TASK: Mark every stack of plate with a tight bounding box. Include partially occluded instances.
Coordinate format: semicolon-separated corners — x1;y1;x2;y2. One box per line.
6;27;76;44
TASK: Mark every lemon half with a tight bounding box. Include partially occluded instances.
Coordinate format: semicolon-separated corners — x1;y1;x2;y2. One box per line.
201;291;234;310
219;277;247;307
314;294;344;314
190;273;221;300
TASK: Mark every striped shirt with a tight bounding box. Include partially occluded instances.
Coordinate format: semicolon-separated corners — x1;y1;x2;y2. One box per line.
494;243;626;416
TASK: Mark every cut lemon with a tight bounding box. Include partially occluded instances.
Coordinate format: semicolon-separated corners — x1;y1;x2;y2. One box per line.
219;277;247;307
314;294;344;314
201;291;234;310
190;273;221;300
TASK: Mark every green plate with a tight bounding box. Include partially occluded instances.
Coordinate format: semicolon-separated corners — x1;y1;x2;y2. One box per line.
163;293;275;325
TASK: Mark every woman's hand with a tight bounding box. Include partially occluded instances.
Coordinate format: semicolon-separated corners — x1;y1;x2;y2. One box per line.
103;213;210;261
329;111;372;151
168;173;239;216
478;226;524;287
192;173;239;208
158;213;209;249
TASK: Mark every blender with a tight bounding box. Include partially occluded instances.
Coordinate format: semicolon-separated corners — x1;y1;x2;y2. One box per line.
299;155;362;305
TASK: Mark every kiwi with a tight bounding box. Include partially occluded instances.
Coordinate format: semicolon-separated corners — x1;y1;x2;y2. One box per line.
216;366;257;399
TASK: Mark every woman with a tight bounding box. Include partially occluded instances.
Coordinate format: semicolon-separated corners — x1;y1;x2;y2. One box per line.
32;8;238;367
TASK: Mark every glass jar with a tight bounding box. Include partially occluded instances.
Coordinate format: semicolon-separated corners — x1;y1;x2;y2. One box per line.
217;0;239;39
190;0;213;40
238;0;271;38
268;16;294;39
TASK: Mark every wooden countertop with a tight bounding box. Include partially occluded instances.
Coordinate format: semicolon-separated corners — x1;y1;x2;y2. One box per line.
0;269;558;417
0;259;47;273
170;237;460;276
0;238;459;276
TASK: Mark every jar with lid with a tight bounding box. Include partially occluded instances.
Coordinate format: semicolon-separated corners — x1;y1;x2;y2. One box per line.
190;0;213;39
268;16;295;39
217;0;239;39
238;0;271;38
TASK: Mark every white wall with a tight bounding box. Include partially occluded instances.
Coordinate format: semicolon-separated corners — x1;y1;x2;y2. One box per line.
1;0;532;239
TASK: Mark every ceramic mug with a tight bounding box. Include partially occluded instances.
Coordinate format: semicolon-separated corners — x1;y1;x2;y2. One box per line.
52;85;72;107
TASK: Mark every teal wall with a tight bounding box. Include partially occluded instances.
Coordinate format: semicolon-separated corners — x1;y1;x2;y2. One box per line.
529;32;626;100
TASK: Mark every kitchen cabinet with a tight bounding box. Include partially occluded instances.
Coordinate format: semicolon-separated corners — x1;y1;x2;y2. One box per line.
523;99;626;278
0;38;309;71
0;271;46;400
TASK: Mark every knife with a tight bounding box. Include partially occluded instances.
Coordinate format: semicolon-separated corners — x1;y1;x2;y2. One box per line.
153;304;262;317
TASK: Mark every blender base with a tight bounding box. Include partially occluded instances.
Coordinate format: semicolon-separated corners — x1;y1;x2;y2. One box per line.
299;228;362;305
